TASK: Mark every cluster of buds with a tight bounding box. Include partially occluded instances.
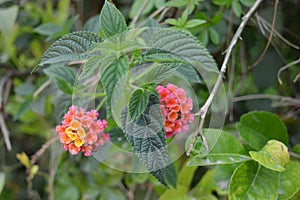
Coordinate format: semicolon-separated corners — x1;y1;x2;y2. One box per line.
56;106;110;156
156;84;194;138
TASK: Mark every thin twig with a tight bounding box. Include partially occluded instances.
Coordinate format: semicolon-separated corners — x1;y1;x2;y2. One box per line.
129;0;151;27
294;72;300;83
0;73;12;151
186;0;264;156
232;94;289;102
277;56;300;84
289;151;300;160
256;14;300;50
248;0;279;71
33;79;52;100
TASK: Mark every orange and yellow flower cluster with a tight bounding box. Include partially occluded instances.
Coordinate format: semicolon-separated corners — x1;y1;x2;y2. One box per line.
156;84;194;138
56;106;110;156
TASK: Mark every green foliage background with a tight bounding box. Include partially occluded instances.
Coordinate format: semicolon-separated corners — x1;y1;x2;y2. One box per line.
0;0;300;199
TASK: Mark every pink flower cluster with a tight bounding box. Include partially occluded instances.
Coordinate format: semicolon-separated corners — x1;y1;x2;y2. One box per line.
56;106;110;156
156;84;194;138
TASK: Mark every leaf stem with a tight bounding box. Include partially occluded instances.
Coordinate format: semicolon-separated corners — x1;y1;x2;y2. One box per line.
187;0;264;156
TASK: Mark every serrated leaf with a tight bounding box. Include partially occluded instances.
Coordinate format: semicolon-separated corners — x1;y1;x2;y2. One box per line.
121;94;169;187
229;161;279;200
101;55;129;116
236;111;289;150
188;153;251;166
39;31;101;67
128;88;151;121
232;0;242;18
148;29;218;73
54;76;73;95
278;161;300;200
100;1;127;37
176;63;202;84
249;151;285;172
79;55;102;80
136;63;180;84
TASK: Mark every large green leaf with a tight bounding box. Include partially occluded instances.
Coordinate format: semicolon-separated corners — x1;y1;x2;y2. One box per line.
121;94;168;187
249;151;285;172
99;1;127;37
101;55;129;116
188;153;251;166
39;31;101;67
229;161;279;200
128;88;151;121
148;29;218;73
79;55;102;80
278;161;300;200
236;111;289;150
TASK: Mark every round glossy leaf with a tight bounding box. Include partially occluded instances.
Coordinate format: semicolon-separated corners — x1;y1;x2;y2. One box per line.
229;161;279;200
249;151;285;172
188;153;251;166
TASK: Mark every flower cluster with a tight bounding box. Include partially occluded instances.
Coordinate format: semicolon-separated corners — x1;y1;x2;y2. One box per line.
56;106;110;156
156;84;194;138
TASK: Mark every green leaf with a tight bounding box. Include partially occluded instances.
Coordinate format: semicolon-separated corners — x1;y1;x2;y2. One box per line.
128;88;151;121
165;0;188;7
185;19;206;28
79;55;102;80
278;161;300;200
240;0;256;7
39;31;101;67
0;5;18;33
121;94;169;187
229;161;279;200
186;129;246;157
178;161;197;191
213;0;231;6
188;153;251;166
199;29;209;46
148;29;218;73
236;111;289;150
214;164;239;192
165;19;180;26
135;63;180;84
100;1;127;37
232;0;242;18
101;55;129;116
249;151;285;172
176;63;202;84
209;28;220;45
0;172;5;195
34;23;62;36
249;140;290;172
44;65;76;95
189;169;219;200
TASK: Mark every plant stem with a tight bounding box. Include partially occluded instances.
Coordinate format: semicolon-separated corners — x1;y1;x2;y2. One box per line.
187;0;264;156
130;0;151;27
